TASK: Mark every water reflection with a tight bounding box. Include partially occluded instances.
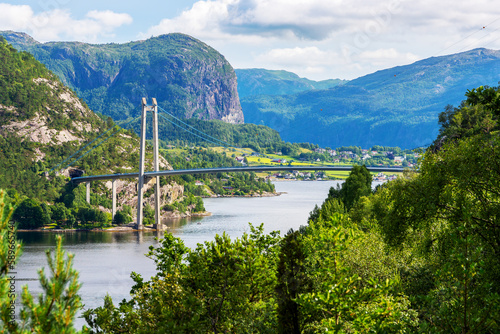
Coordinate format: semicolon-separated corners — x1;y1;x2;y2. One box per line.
17;231;163;245
154;230;164;242
162;216;204;232
111;232;132;244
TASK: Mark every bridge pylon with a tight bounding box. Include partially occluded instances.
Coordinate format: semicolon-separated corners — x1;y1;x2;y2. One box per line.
136;98;162;230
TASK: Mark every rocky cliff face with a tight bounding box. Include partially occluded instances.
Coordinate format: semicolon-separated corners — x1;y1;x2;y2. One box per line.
1;31;244;124
106;178;183;217
1;77;100;145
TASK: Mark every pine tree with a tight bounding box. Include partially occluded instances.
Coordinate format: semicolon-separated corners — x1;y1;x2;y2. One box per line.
0;189;21;333
0;189;87;333
18;236;84;333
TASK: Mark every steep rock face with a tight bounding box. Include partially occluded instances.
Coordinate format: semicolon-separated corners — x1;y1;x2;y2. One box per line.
2;31;244;124
107;179;183;218
0;42;103;146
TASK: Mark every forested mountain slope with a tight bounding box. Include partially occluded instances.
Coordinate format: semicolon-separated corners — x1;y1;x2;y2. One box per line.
0;36;168;202
241;48;500;148
1;31;244;124
235;68;346;98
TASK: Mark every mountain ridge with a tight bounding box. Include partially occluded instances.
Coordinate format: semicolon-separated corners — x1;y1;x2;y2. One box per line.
235;68;347;98
0;36;191;226
5;30;499;149
240;47;500;148
1;31;244;124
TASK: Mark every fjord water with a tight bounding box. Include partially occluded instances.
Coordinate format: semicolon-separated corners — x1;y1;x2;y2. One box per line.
15;181;341;328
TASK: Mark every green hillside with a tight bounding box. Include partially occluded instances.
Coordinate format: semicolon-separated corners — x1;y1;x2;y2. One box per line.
0;36;116;199
0;37;176;223
241;48;500;148
1;31;244;124
125;114;283;151
235;68;346;98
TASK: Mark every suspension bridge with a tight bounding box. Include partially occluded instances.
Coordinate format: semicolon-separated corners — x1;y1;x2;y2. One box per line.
62;98;404;230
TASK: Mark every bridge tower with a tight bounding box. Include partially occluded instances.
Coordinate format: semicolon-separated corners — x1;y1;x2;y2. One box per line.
136;98;162;230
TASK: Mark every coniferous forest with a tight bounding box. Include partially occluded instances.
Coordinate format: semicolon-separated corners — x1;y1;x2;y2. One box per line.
1;85;500;332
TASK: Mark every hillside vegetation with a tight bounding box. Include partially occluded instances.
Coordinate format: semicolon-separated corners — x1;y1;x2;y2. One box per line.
235;68;346;98
4;84;495;332
1;31;243;124
0;36;107;199
0;36;167;228
241;48;500;148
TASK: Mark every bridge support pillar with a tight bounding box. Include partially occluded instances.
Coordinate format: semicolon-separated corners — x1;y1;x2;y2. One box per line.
152;98;162;231
86;182;90;204
134;97;167;230
136;98;148;230
112;179;117;222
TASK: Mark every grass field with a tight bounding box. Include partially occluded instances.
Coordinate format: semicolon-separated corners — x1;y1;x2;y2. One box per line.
210;146;253;156
164;146;403;180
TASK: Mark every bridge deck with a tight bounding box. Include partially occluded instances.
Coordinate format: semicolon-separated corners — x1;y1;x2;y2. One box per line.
71;165;406;184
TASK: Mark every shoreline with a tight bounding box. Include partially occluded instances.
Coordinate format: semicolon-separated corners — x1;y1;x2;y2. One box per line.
204;191;283;198
16;189;289;234
18;225;174;233
17;212;213;233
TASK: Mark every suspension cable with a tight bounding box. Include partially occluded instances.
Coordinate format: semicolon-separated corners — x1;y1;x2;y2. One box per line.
157;107;285;162
51;116;139;173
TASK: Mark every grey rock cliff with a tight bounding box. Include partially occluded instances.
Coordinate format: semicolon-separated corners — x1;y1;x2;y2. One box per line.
2;31;244;124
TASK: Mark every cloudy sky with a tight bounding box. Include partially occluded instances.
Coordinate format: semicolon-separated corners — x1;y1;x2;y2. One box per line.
0;0;499;80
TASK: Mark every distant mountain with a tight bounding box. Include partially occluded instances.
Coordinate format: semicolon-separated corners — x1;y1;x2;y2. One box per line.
1;31;243;124
241;48;500;148
235;68;346;98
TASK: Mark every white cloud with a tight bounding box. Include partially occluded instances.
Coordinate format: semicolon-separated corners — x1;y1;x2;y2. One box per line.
144;0;233;40
256;46;336;66
141;0;500;80
143;0;417;41
86;10;133;28
0;4;132;42
0;4;34;31
357;48;419;68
